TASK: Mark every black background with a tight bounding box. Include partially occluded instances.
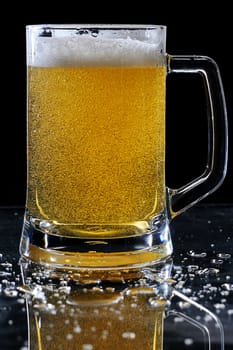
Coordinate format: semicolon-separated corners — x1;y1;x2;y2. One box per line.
1;3;232;206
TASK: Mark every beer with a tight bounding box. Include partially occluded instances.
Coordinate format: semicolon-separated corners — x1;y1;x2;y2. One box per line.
27;65;165;236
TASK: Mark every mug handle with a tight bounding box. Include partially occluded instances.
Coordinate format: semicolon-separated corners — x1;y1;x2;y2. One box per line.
167;56;228;217
165;289;225;350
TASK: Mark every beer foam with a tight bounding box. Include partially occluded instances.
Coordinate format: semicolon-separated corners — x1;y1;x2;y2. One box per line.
28;36;165;67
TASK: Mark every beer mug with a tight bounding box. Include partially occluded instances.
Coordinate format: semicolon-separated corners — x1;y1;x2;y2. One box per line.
20;24;228;269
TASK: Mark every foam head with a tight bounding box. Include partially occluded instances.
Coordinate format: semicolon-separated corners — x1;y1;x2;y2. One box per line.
27;25;166;67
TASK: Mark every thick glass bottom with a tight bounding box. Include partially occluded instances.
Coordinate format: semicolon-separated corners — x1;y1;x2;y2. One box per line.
19;213;173;270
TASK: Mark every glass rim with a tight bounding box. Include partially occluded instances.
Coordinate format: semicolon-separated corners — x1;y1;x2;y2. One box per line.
26;24;167;31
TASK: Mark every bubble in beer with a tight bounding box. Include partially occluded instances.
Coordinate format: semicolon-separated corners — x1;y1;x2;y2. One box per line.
122;332;136;339
66;333;73;340
74;325;82;333
82;345;93;350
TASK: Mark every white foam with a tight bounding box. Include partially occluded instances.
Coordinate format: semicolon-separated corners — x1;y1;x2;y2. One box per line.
27;36;165;67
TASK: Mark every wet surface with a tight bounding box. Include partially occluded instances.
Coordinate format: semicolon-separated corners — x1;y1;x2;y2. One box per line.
0;204;233;349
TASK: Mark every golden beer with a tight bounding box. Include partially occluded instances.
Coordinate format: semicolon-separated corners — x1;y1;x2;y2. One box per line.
27;65;165;236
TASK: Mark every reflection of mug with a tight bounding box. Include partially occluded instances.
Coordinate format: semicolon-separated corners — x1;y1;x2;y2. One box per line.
20;261;224;350
20;25;228;269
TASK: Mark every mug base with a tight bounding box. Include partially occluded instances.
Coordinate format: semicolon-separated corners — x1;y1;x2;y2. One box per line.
19;214;173;270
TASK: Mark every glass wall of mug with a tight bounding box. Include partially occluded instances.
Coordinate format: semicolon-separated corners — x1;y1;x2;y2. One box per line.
20;24;228;269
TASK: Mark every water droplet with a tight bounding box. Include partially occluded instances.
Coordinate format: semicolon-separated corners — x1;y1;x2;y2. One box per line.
196;268;209;276
181;288;192;296
208;268;220;275
227;309;233;315
3;289;18;298
174;316;184;323
1;262;13;268
122;332;136;339
184;338;194;346
217;253;231;259
8;319;13;326
0;271;11;277
178;301;191;309
214;303;225;310
209;286;218;293
59;279;68;287
17;298;25;304
148;298;166;308
188;250;207;258
173;265;183;273
221;283;233;291
39;220;53;232
187;265;199;272
204;314;213;322
33;303;55;313
190;296;199;301
210;259;224;266
220;290;229;296
58;286;71;294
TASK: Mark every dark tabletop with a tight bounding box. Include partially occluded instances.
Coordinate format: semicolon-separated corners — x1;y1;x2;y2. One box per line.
0;204;232;350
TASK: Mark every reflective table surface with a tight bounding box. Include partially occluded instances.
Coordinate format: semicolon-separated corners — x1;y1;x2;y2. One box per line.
0;204;232;350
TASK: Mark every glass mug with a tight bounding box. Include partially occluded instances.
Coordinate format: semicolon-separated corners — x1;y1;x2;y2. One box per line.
20;24;228;269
